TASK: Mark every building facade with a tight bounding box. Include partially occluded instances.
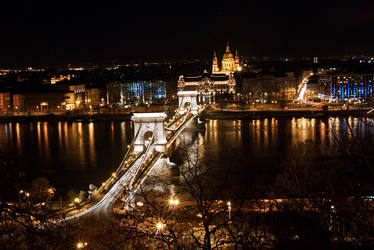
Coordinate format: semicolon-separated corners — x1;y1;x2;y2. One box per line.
85;88;106;108
64;84;86;110
17;91;66;112
329;74;374;101
241;72;298;103
107;80;166;106
0;93;11;112
12;94;25;111
178;72;236;103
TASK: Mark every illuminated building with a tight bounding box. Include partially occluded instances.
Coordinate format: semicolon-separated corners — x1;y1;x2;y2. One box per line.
50;75;71;84
107;80;166;106
241;72;298;103
64;84;85;110
85;88;106;108
12;91;66;112
0;93;11;111
12;94;25;112
212;43;241;74
329;74;374;101
178;71;236;103
177;43;239;102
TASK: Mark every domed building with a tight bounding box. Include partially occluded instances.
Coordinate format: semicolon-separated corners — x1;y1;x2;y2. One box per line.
212;43;241;74
177;43;239;103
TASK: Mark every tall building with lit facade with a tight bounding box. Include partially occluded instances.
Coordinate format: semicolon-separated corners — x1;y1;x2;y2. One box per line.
107;80;166;106
212;43;241;75
329;74;374;101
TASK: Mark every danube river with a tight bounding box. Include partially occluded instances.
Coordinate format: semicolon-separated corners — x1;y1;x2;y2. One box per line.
1;117;373;197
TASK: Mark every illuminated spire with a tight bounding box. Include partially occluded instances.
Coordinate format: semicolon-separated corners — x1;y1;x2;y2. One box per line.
226;42;230;53
212;51;219;72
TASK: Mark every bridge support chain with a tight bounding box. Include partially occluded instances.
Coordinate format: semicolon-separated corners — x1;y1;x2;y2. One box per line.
131;113;167;153
144;156;176;178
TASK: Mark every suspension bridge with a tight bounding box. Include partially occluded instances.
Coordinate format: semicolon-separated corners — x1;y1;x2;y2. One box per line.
61;91;205;220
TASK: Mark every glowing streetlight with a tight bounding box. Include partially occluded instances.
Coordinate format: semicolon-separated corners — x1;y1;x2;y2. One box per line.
169;198;180;206
156;222;164;230
227;201;232;221
155;221;164;236
76;241;88;249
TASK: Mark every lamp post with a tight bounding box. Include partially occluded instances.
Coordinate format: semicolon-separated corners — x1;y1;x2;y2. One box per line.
227;201;232;222
329;205;335;232
18;190;24;203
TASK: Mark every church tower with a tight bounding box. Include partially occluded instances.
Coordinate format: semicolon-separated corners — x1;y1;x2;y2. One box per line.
234;50;240;70
212;51;219;73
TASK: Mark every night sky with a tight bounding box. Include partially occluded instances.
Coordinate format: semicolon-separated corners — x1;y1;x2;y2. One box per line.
1;1;374;65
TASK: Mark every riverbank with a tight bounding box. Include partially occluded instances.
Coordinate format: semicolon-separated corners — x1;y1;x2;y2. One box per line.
204;108;371;119
0;113;132;122
0;107;372;122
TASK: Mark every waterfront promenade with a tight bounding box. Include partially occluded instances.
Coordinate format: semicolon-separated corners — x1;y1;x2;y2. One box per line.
0;104;372;122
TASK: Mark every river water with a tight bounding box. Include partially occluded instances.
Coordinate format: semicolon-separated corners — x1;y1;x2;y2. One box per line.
1;117;373;197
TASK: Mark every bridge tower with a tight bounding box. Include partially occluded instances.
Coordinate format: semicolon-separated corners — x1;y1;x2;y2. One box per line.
131;113;167;153
177;90;198;115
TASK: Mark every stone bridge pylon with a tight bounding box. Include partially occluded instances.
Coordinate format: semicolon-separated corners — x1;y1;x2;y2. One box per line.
177;91;198;114
131;113;167;153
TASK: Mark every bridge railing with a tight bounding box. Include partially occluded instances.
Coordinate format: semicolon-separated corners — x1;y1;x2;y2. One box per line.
97;124;158;196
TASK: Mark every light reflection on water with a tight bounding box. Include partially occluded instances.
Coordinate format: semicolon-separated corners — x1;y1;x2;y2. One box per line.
0;121;133;192
202;117;374;172
0;117;373;193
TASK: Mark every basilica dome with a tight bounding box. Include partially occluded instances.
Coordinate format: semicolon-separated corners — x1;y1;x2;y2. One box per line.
212;43;240;74
222;44;234;59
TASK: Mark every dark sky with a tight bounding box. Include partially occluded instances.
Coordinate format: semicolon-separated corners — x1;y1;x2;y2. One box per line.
1;0;374;66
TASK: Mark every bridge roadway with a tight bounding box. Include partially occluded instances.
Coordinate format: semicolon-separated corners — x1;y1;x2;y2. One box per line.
62;109;200;221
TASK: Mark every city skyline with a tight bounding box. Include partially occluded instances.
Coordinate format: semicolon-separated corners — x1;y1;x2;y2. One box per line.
1;1;374;66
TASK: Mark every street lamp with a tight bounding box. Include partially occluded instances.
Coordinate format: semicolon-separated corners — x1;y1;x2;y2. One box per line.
18;190;24;202
74;197;81;205
227;201;232;221
76;241;88;249
47;188;55;196
156;222;164;230
169;198;180;209
155;221;164;236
